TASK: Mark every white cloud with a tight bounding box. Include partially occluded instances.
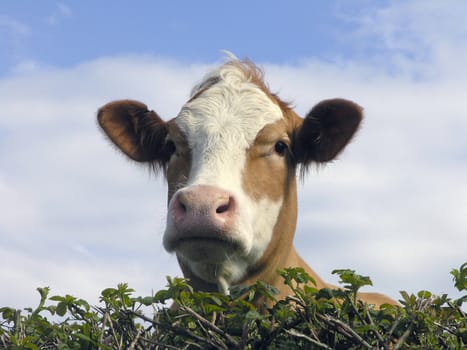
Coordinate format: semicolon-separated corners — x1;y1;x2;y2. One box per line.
1;2;466;309
47;3;72;25
333;0;467;83
11;60;40;74
353;0;467;51
0;15;30;68
0;15;30;36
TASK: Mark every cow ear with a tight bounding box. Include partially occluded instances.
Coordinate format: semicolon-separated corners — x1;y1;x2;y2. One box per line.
97;100;169;163
294;98;363;165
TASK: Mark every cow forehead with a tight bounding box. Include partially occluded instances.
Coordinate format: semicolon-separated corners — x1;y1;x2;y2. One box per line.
174;63;283;153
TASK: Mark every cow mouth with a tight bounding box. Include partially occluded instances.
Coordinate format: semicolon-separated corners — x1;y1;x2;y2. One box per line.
173;235;242;262
176;236;239;249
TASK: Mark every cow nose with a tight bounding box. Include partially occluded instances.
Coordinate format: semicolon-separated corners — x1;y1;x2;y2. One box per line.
172;185;236;227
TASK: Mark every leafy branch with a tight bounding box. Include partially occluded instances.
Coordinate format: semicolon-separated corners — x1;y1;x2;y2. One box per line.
0;263;465;349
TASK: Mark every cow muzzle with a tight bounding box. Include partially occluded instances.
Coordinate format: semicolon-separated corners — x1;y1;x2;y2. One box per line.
163;185;241;262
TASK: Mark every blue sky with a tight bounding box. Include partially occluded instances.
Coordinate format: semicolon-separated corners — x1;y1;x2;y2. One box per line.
1;1;466;308
3;1;399;75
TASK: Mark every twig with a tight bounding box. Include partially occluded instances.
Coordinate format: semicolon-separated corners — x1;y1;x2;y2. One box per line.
211;311;217;325
433;321;457;336
239;318;251;348
183;340;204;349
318;314;375;349
267;315;306;349
345;293;367;325
285;329;333;350
139;336;194;350
133;311;225;349
193;315;228;349
106;311;123;349
13;310;21;340
179;306;239;348
366;308;389;350
287;295;307;308
1;334;8;348
99;310;108;346
393;324;413;350
448;301;466;318
128;327;143;350
387;314;402;340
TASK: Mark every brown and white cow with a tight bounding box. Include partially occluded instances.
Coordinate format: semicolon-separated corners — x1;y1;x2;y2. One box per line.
98;56;396;306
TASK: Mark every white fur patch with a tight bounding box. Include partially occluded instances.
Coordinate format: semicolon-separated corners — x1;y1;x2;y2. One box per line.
168;61;284;290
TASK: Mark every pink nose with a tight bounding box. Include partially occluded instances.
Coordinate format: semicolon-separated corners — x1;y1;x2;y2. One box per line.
171;185;237;230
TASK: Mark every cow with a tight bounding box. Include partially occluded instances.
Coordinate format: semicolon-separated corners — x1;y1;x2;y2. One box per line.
98;55;396;307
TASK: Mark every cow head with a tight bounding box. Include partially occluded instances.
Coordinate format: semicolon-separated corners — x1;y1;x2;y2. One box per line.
98;58;362;293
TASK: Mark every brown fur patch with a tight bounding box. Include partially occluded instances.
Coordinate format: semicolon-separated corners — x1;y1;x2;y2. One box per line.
97;100;170;166
188;76;221;102
165;121;192;202
294;98;363;165
242;120;290;202
220;59;296;113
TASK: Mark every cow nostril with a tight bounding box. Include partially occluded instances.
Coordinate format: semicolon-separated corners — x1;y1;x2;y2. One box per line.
216;197;233;214
216;203;229;214
176;195;187;213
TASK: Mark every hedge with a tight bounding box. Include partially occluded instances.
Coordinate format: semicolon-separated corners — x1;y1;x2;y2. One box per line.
1;263;465;349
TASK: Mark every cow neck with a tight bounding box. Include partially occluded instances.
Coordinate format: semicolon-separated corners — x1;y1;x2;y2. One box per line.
242;175;299;287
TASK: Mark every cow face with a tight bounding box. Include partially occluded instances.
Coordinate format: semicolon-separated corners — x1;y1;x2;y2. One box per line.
98;59;362;292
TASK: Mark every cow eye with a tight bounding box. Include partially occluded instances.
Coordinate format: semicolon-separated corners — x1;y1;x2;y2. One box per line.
165;140;176;155
274;141;288;155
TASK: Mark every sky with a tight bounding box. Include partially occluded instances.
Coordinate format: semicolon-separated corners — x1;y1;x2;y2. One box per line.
1;0;466;309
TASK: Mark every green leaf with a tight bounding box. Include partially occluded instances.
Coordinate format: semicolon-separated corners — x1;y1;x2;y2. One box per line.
101;287;117;298
316;288;334;300
417;290;432;299
137;296;156;306
36;287;50;300
56;301;67;316
203;304;224;313
303;284;318;295
155;289;170;302
24;343;39;350
229;284;252;299
399;290;417;306
278;267;316;287
75;332;93;342
248;288;256;302
332;269;373;291
245;310;263;320
0;307;16;320
451;262;467;291
49;295;65;302
209;295;222;306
